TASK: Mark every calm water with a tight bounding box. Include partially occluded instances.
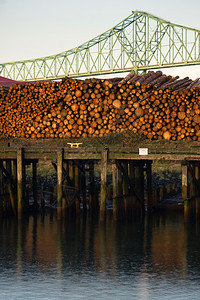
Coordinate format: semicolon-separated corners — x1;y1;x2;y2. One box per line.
0;212;200;300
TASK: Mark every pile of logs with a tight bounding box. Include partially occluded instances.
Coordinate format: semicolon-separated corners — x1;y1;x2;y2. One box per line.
0;70;200;141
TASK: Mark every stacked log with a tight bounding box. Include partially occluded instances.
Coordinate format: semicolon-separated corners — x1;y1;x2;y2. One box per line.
0;70;200;141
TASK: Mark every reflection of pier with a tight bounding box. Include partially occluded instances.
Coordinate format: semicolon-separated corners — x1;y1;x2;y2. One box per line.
0;146;200;220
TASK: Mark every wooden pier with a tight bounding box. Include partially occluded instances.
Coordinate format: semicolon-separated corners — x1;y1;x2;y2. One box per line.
0;144;200;221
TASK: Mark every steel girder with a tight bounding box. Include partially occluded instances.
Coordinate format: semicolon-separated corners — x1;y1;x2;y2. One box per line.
0;11;200;81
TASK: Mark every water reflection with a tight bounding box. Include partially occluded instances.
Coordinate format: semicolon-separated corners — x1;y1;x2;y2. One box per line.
0;213;200;299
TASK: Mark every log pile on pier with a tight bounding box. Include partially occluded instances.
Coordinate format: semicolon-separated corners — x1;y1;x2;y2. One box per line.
0;70;200;140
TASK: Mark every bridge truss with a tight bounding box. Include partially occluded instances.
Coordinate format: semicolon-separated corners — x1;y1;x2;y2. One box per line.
0;11;200;81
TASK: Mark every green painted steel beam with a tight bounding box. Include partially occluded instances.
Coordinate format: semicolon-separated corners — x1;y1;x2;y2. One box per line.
0;11;200;81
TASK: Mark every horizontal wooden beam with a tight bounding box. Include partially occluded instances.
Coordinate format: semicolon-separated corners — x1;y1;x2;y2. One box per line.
0;147;200;162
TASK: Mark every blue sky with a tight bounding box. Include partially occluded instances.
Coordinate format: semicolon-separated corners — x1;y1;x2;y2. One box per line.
1;0;200;78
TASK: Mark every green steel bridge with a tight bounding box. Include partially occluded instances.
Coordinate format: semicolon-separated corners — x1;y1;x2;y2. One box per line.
1;11;200;81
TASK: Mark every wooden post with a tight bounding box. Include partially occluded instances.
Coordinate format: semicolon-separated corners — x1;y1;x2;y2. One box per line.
182;163;189;200
112;160;123;220
74;161;80;215
0;160;3;216
146;161;153;212
17;148;24;219
68;160;76;217
129;161;135;193
57;149;63;219
5;160;12;213
23;162;28;210
135;162;145;211
12;160;17;190
190;162;196;199
117;161;123;197
5;159;16;216
189;162;196;218
32;161;37;209
128;161;136;216
100;149;108;221
112;162;118;220
62;160;69;216
69;160;75;186
40;184;45;209
6;160;11;174
7;183;16;216
80;161;87;214
118;161;123;217
195;162;200;219
89;161;95;213
182;163;191;222
122;161;129;218
63;160;69;182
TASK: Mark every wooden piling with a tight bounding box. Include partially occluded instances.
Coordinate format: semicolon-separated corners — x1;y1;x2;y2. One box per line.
195;162;200;219
89;161;95;213
112;162;118;220
32;161;37;209
182;163;192;222
6;160;11;174
0;160;3;216
69;160;75;186
159;186;165;201
122;162;129;217
112;160;123;220
128;161;136;216
7;183;16;216
5;160;12;213
189;162;196;199
17;148;24;219
62;196;67;218
63;160;69;182
12;160;17;192
100;149;108;221
57;149;63;218
182;164;189;200
118;161;123;217
135;162;145;211
129;161;135;193
68;160;76;217
40;184;45;209
80;161;87;214
62;160;69;216
74;161;80;215
146;161;153;212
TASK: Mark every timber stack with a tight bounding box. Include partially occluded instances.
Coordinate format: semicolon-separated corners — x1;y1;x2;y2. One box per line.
0;70;200;141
